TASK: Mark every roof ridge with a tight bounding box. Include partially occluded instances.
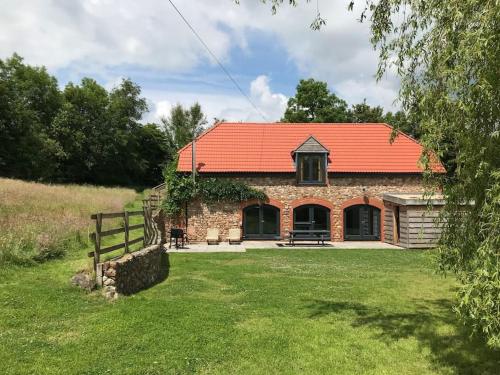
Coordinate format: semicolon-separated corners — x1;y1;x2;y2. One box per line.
213;122;393;126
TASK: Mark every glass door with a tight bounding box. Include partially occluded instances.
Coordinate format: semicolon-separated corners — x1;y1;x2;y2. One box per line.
293;205;330;237
243;204;280;239
344;205;381;240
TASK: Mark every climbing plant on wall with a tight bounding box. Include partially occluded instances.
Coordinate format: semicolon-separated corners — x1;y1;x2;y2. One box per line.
161;159;266;217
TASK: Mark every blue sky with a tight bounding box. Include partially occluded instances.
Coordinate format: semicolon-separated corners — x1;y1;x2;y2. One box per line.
0;0;400;124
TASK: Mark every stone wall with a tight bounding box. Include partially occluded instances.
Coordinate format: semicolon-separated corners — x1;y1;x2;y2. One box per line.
99;245;169;299
167;173;426;242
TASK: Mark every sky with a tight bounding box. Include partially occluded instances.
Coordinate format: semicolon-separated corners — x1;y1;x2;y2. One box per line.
0;0;400;124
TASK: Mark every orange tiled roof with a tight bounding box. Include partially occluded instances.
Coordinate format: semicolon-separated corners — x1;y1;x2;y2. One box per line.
177;122;444;173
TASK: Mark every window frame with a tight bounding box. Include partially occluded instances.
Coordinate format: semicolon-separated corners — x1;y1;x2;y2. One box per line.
296;152;327;185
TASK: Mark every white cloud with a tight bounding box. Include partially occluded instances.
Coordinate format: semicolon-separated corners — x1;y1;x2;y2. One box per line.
249;75;287;121
143;75;287;124
335;79;400;112
103;75;125;91
0;0;401;118
0;0;231;71
154;100;172;119
235;1;400;110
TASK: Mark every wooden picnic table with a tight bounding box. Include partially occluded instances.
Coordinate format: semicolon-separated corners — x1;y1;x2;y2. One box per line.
288;230;330;246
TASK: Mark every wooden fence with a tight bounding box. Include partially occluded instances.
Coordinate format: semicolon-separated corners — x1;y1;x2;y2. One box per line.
143;194;161;211
88;207;159;270
143;183;164;211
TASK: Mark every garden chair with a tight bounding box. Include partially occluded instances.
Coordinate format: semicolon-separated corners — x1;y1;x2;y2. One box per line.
228;228;242;244
206;228;219;245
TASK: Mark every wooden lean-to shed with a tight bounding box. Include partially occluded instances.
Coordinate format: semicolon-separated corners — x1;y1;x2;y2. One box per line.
383;193;445;248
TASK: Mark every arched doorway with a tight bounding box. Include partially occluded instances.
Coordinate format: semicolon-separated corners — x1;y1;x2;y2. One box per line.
293;204;331;238
344;204;381;240
243;204;280;239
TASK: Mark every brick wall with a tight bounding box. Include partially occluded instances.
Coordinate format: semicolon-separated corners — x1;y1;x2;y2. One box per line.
168;174;425;242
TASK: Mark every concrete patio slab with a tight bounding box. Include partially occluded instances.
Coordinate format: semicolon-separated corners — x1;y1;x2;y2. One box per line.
166;243;246;253
165;241;402;253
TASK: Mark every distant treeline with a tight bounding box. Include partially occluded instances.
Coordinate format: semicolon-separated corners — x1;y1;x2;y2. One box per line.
281;78;419;138
0;54;175;187
1;55;417;188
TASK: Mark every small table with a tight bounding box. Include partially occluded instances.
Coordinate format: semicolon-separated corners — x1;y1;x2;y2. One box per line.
288;230;330;246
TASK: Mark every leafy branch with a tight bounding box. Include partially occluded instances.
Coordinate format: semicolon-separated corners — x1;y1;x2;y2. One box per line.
161;159;266;217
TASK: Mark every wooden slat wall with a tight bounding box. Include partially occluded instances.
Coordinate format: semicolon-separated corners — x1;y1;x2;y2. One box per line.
383;201;444;249
384;205;394;244
406;207;443;248
399;207;409;248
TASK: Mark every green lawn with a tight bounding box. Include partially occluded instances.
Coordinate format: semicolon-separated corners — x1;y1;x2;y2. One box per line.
0;248;498;374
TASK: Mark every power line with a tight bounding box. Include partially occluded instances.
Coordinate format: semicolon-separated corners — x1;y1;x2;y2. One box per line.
167;0;268;121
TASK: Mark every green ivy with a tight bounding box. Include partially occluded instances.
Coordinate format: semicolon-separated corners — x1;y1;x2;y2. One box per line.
161;159;266;217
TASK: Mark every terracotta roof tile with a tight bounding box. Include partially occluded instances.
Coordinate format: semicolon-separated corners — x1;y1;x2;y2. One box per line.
177;122;445;173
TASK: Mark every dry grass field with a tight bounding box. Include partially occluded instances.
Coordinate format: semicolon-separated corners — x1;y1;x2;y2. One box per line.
0;178;137;265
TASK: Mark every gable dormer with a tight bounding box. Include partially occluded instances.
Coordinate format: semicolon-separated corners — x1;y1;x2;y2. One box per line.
292;136;329;185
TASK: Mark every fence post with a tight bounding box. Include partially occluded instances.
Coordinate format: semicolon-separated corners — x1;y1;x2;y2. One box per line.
142;209;147;247
124;211;129;253
94;213;102;271
143;207;148;245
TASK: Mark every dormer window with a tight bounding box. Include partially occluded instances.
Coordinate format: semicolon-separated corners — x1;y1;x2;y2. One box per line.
297;154;326;183
293;136;329;185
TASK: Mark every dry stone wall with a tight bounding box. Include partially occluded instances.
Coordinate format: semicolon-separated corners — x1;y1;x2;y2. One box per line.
100;245;169;299
166;173;426;242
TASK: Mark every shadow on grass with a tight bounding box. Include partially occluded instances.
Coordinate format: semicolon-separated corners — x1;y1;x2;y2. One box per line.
306;299;500;374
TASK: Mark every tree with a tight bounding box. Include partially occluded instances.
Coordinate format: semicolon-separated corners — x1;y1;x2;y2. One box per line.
349;99;384;123
162;103;207;151
383;111;419;139
0;54;62;180
51;78;110;184
264;0;500;347
0;55;170;187
282;78;350;122
212;117;226;126
103;79;149;186
283;79;420;140
349;100;421;139
364;0;499;347
134;124;172;186
51;77;168;186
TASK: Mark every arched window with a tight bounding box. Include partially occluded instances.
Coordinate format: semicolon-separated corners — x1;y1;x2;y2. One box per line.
243;204;280;239
344;204;381;240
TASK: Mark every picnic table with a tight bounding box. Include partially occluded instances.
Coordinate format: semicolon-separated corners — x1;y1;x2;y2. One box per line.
288;230;330;246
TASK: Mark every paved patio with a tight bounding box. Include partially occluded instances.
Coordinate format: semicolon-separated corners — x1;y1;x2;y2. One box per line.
166;240;402;253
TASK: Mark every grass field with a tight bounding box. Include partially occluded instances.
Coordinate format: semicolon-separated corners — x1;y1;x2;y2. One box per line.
0;178;137;265
0;247;498;374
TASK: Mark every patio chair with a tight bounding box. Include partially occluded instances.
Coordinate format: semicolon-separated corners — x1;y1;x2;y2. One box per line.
206;228;219;245
228;228;242;244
